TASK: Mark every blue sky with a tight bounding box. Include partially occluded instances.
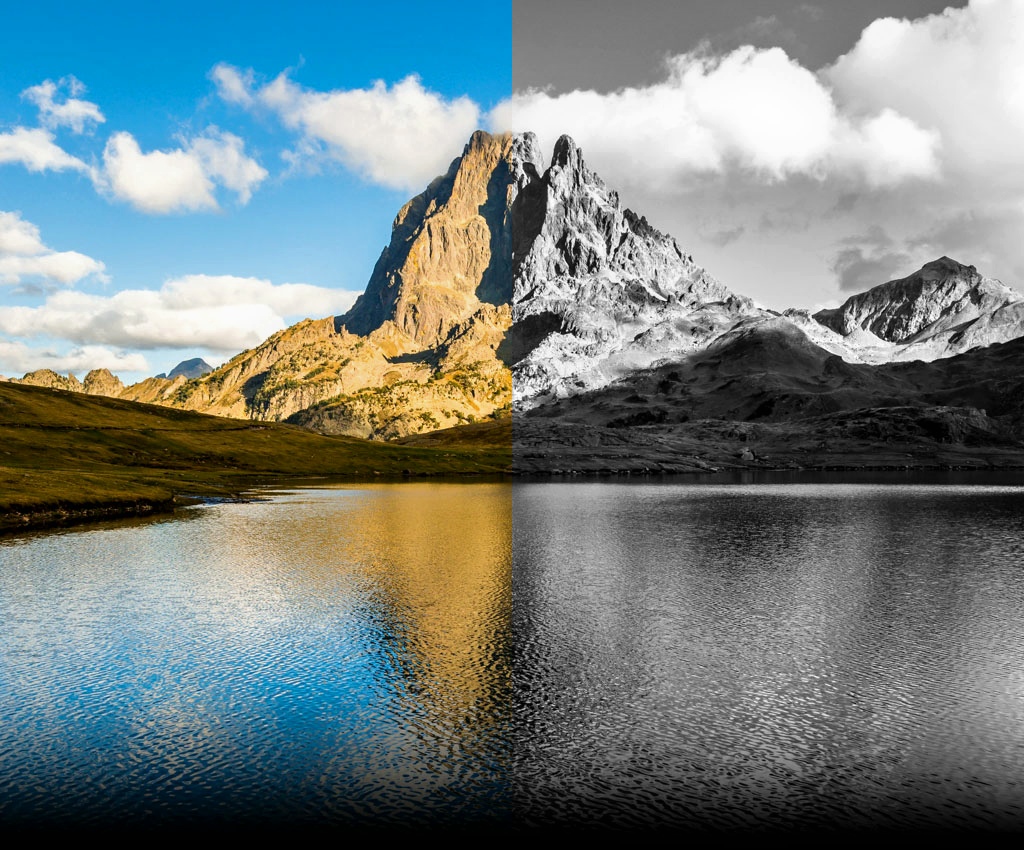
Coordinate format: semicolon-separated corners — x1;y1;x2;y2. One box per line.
0;0;510;380
4;1;1023;382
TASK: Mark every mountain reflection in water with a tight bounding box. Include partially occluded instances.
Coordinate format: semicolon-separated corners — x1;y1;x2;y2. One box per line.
0;483;512;828
511;479;1024;832
5;477;1024;832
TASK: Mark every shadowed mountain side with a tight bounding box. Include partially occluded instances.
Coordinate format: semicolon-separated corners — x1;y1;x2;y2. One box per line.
515;321;1024;473
0;381;511;532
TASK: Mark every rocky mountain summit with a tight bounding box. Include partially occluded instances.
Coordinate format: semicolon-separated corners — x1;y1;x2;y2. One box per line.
508;134;757;409
156;358;213;380
814;256;1024;361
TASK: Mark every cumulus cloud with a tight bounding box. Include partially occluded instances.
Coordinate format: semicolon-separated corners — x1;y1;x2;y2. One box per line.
0;211;106;287
0;127;94;175
0;342;148;377
101;128;267;214
826;0;1024;191
212;64;480;190
0;274;359;352
491;44;940;191
21;76;105;133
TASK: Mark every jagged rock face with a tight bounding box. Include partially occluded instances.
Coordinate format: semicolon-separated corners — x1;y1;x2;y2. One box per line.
508;134;759;409
814;256;1024;354
83;369;125;397
340;130;522;348
12;370;83;393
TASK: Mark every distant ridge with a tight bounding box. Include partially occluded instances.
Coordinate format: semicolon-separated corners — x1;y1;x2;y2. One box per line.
156;358;213;380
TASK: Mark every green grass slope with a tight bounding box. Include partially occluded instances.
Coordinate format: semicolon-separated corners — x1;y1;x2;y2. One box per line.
0;382;511;531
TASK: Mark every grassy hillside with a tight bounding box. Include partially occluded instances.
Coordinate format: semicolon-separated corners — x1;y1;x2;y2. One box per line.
0;382;510;531
393;416;511;448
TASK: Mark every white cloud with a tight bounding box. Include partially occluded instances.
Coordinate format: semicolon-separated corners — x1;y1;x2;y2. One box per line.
491;45;940;192
0;127;93;175
0;211;106;287
826;0;1024;192
212;64;480;190
0;342;148;377
21;76;105;133
0;274;359;352
210;63;255;107
102;128;268;214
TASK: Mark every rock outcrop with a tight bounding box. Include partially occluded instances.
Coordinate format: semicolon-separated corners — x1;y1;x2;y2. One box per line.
82;369;125;397
13;370;83;393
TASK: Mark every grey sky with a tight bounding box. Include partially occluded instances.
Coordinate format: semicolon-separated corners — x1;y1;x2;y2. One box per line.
514;1;959;92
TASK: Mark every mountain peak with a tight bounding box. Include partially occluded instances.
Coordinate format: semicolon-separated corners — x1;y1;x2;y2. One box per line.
551;134;581;169
919;255;977;279
510;133;748;407
814;256;1020;344
338;130;523;343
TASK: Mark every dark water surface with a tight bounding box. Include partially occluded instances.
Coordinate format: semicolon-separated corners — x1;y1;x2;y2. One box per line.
512;478;1024;831
3;477;1024;831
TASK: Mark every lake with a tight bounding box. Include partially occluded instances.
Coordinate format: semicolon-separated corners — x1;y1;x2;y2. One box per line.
2;476;1024;831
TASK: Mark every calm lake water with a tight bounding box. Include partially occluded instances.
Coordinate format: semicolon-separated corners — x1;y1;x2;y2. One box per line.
2;476;1024;831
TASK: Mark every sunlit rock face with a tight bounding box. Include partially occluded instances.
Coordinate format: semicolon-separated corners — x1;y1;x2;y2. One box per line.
82;368;125;397
12;369;84;393
341;130;522;346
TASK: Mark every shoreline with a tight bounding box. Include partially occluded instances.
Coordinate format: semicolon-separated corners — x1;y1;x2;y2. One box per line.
0;470;513;536
6;461;1023;537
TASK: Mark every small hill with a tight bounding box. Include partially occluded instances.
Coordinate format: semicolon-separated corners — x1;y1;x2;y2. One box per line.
394;415;511;448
